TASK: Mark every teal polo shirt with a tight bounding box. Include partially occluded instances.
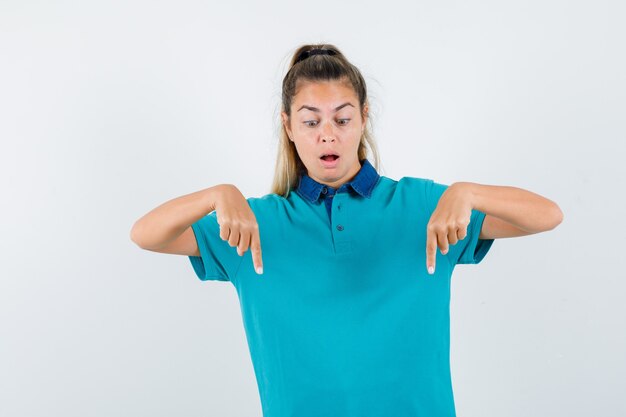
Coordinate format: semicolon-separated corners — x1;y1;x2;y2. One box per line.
188;159;495;417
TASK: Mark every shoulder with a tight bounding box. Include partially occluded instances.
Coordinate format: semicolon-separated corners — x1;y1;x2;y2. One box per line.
397;176;432;188
375;175;440;213
245;192;290;214
379;175;434;194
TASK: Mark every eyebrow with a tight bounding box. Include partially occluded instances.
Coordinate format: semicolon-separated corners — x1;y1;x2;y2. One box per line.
297;102;355;112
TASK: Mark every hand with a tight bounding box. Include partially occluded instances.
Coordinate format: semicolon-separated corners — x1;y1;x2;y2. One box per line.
214;184;263;275
426;183;472;275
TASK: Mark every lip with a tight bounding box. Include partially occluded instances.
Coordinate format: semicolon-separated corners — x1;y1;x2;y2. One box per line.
320;155;340;168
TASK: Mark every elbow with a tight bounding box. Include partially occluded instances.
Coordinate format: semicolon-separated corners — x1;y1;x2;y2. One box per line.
130;222;147;249
556;205;564;226
547;203;564;231
130;222;163;251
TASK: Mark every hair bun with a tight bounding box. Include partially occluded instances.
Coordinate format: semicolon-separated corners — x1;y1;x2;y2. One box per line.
295;48;337;64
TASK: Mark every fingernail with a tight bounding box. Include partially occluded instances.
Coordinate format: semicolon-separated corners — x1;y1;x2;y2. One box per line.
428;266;434;275
442;249;448;255
256;266;263;275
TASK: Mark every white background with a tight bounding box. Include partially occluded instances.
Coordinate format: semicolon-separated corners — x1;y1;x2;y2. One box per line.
1;0;624;416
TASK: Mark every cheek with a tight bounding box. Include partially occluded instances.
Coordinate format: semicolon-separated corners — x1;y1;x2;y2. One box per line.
293;139;315;158
295;125;313;137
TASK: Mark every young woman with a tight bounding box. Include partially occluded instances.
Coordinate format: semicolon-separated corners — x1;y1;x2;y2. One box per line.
131;44;563;417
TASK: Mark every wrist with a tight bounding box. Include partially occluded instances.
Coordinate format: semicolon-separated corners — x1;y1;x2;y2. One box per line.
203;184;229;212
451;181;481;210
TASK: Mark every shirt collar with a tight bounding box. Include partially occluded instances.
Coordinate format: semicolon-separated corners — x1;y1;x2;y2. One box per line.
295;158;380;203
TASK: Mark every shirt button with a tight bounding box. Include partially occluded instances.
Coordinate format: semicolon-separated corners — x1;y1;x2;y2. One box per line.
321;187;327;194
336;224;344;231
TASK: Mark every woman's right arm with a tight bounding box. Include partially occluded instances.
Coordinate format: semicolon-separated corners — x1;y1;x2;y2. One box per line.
130;184;263;274
130;184;226;255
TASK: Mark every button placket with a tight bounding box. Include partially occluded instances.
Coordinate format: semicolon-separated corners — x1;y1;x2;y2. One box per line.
331;193;352;254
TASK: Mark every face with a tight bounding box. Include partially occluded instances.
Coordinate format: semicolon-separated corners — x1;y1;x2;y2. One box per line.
281;79;368;189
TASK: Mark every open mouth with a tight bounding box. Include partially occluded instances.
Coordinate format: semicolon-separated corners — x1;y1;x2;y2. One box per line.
320;154;339;161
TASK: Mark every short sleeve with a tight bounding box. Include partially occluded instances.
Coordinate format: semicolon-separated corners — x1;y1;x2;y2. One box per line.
188;210;244;282
425;179;495;266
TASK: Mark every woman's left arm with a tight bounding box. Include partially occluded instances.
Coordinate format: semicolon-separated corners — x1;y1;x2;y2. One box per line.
456;182;564;239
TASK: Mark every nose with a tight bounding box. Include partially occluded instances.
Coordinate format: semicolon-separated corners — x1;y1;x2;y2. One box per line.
320;120;335;142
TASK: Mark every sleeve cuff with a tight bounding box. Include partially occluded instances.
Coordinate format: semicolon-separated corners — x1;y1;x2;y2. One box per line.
188;221;230;282
458;210;495;265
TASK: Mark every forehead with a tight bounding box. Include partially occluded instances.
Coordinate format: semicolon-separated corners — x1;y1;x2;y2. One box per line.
293;79;358;106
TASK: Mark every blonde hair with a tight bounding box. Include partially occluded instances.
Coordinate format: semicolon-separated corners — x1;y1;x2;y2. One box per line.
270;43;381;198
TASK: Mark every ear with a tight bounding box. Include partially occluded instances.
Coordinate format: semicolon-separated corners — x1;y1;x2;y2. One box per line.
281;111;293;141
361;104;369;132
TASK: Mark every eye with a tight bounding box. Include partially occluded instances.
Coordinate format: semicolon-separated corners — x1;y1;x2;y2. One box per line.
303;119;350;127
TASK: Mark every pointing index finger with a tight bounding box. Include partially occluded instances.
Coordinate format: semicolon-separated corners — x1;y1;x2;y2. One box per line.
251;230;263;275
426;226;436;275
